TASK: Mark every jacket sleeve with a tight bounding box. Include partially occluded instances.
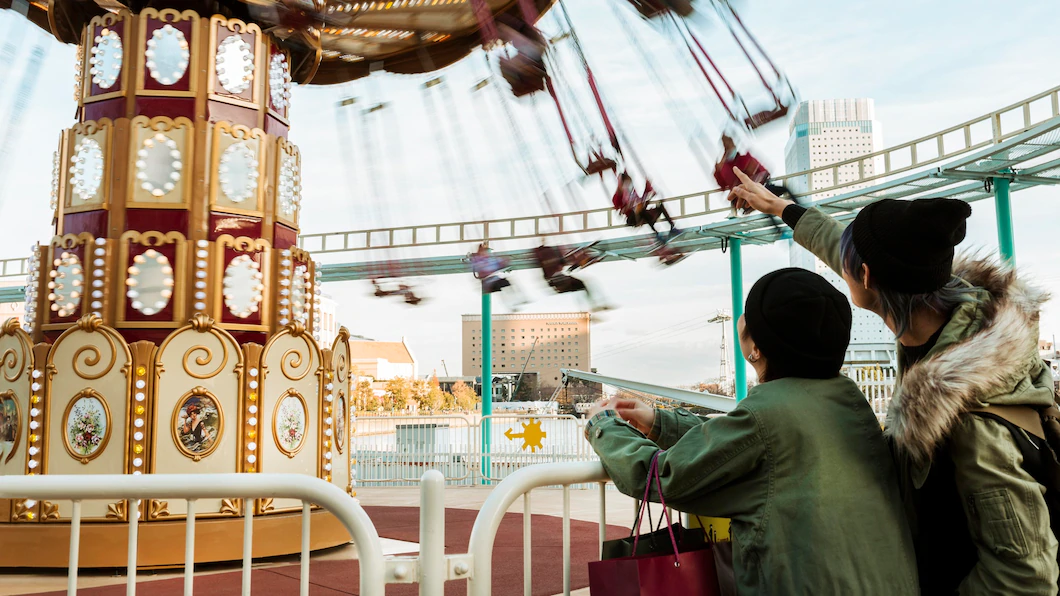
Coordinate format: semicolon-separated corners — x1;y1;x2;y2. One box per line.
949;415;1059;595
587;406;767;518
646;408;705;450
791;207;846;276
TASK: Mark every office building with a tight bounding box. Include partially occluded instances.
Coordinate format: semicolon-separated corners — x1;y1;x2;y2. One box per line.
784;98;895;368
461;312;591;387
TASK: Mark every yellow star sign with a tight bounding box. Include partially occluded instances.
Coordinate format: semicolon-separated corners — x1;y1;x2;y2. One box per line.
504;419;547;453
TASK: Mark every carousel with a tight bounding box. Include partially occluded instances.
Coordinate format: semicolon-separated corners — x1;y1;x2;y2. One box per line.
0;0;558;568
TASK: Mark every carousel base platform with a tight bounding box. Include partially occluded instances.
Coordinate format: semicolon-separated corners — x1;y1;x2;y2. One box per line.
0;508;351;569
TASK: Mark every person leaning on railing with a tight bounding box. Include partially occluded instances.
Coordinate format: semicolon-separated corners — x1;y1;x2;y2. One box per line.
585;268;919;595
728;167;1058;595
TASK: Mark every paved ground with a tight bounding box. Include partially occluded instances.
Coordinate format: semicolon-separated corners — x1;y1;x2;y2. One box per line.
0;486;638;596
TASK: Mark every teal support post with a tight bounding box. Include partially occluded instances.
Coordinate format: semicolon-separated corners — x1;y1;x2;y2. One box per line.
729;238;747;401
993;176;1015;264
480;289;492;484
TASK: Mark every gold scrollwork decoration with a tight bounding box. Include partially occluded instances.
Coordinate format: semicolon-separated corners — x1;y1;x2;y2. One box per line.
41;501;60;521
220;498;240;516
215;121;264;143
149;500;170;519
13;499;35;521
335;353;348;384
1;348;23;382
280;348;311;382
143;7;199;24
258;498;275;513
70;119;112;138
119;230;187;248
188;313;216;333
72;337;118;380
215;234;270;254
182;333;230;380
50;232;95;250
130;115;193;134
213;15;261;36
75;313;105;333
106;501;126;519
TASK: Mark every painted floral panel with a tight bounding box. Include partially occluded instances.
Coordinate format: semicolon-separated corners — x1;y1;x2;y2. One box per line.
66;396;108;458
275;394;306;454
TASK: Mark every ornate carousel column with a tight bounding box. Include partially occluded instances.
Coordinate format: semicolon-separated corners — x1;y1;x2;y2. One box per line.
28;7;314;346
0;7;355;567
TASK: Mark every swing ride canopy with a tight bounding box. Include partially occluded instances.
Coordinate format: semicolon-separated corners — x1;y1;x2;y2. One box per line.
1;0;555;84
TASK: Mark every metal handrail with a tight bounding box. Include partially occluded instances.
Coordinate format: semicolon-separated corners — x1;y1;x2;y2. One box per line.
466;461;610;596
0;473;387;596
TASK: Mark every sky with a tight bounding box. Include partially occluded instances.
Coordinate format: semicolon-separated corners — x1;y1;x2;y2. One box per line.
0;0;1058;387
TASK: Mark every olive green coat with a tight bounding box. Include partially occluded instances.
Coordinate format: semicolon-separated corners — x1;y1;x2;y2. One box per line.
793;207;1059;594
587;376;918;595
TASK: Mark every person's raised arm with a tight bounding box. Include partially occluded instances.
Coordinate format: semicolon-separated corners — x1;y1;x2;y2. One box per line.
729;167;846;276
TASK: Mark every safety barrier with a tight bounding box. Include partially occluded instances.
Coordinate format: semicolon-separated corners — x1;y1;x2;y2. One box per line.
847;366;897;421
352;414;598;486
0;473;387;596
466;462;611;596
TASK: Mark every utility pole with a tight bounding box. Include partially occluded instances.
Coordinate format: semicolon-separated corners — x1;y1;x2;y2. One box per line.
708;311;734;396
441;360;449;377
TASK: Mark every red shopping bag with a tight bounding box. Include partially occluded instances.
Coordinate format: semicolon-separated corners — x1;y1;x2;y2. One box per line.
588;451;721;596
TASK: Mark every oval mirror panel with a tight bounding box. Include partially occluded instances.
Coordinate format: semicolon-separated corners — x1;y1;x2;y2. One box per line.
126;248;174;316
146;24;189;85
223;254;264;318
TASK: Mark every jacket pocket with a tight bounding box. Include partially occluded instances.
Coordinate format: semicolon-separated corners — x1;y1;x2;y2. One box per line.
971;489;1030;559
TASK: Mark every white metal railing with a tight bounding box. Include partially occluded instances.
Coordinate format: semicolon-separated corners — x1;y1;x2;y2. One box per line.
847;366;897;421
352;414;598;486
0;473;387;596
465;461;611;596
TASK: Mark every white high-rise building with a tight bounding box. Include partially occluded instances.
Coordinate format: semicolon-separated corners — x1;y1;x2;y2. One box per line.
784;99;895;369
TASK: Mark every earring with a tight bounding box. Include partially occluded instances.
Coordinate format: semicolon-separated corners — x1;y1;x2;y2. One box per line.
748;353;760;363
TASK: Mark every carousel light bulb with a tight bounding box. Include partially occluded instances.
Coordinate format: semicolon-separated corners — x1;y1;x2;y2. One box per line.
134;418;144;428
135;392;144;401
247;455;256;464
28;447;38;456
247;442;256;451
136;380;145;389
249;380;258;389
195;281;206;289
133;458;142;467
194;302;206;310
30;408;39;417
27;460;37;469
134;431;143;441
248;417;257;426
29;421;38;430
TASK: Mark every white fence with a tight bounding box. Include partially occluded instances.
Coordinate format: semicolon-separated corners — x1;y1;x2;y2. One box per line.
352;414;598;486
0;473;387;596
847;366;897;421
2;464;614;596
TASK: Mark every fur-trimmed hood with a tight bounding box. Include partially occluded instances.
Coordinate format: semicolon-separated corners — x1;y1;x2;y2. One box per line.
884;255;1053;463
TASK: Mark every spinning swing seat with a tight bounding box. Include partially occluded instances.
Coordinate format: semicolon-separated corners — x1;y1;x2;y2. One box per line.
585;150;618;175
744;103;790;130
626;0;694;18
500;54;549;97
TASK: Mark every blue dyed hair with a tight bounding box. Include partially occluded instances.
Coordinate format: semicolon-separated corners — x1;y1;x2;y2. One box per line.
839;225;976;337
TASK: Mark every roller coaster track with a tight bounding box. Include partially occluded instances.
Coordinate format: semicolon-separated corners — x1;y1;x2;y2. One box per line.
0;86;1058;302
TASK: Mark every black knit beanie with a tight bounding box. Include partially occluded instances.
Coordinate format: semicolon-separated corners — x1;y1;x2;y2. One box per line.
851;198;972;294
745;268;852;379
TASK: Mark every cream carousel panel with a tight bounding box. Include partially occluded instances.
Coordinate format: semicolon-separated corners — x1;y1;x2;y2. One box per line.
44;316;132;520
259;327;320;513
153;316;242;517
0;321;33;476
330;330;351;494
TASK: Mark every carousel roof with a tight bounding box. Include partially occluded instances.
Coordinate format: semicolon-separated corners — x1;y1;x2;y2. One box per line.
0;0;556;85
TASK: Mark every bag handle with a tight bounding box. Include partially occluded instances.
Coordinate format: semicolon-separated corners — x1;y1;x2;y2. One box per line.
632;450;682;567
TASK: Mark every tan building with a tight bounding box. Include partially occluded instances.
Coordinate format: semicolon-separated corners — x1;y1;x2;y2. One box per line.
461;312;591;387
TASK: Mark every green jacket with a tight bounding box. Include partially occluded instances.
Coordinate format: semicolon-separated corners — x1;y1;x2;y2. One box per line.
794;206;1059;594
587;376;918;595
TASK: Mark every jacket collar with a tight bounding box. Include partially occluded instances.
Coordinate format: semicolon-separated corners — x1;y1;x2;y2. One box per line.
884;255;1051;463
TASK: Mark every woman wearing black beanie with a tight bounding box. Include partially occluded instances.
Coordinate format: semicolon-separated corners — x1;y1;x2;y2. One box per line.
729;168;1057;594
585;268;918;595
